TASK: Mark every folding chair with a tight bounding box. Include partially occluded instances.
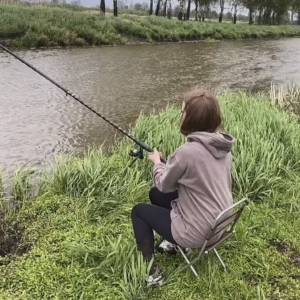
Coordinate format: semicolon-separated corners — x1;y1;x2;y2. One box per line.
176;198;249;277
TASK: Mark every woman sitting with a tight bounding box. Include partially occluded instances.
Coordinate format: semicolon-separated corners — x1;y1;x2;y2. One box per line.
131;88;234;284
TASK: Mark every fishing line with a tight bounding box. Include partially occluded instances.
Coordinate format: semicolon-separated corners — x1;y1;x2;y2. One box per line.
0;43;166;165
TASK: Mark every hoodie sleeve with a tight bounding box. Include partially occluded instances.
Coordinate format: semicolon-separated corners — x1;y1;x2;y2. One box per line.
153;150;186;193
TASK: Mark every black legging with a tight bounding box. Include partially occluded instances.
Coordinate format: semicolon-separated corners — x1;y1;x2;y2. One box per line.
131;187;179;261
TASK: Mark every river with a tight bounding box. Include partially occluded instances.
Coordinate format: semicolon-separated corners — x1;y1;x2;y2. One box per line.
1;38;300;174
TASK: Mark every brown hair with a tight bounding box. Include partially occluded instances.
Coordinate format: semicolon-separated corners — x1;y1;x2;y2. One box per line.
180;89;222;135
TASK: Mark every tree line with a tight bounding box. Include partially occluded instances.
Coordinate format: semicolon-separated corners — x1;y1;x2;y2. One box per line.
101;0;300;25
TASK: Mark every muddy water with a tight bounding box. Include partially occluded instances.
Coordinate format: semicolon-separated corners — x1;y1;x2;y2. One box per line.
1;38;300;173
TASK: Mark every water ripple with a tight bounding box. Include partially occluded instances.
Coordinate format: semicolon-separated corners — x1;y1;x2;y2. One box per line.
1;38;300;173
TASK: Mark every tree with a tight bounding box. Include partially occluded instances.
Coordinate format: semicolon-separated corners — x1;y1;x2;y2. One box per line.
272;0;293;24
155;0;161;15
100;0;105;15
178;0;185;20
196;0;215;21
240;0;259;24
162;0;167;16
231;0;240;24
237;13;248;21
257;1;264;24
292;0;300;24
195;0;199;20
243;0;295;25
134;3;143;10
226;11;232;19
219;0;225;22
167;0;172;18
70;0;81;4
208;10;218;18
186;0;191;19
141;2;150;11
113;0;117;16
261;0;273;24
118;1;126;9
150;0;153;15
174;5;180;16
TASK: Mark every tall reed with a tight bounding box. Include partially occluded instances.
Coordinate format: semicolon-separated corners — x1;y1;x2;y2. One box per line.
1;89;300;300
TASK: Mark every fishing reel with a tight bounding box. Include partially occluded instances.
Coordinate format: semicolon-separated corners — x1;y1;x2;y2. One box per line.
129;146;166;167
129;147;144;167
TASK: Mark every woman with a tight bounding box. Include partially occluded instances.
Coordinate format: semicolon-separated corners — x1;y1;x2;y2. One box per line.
131;89;234;284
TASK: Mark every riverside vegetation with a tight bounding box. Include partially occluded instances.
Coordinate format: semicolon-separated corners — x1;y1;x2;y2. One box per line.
0;86;300;299
1;5;300;49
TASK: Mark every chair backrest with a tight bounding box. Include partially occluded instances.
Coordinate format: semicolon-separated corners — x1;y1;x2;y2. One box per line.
206;198;249;241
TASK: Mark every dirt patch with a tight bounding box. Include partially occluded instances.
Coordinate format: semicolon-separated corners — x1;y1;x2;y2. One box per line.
0;217;30;258
270;240;300;269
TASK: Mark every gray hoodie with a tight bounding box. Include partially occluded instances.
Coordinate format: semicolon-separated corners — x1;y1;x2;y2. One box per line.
153;132;234;249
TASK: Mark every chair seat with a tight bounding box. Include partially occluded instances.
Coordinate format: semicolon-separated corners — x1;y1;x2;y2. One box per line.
176;198;248;277
205;231;234;252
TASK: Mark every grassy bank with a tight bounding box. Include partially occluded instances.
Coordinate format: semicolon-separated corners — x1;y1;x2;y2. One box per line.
1;89;300;299
1;6;300;49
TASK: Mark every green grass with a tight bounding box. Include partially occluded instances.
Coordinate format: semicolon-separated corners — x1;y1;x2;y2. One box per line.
0;89;300;299
1;5;300;49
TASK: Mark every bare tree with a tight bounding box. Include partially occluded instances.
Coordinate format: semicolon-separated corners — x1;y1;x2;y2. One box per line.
167;0;172;18
113;0;117;16
155;0;161;15
199;0;215;22
232;0;239;23
240;0;259;24
293;0;300;24
195;0;199;20
186;0;191;19
178;0;184;20
219;0;225;22
163;0;167;16
150;0;153;15
100;0;105;15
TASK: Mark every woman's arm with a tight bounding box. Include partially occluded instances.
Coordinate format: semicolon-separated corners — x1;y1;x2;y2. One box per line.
153;154;185;193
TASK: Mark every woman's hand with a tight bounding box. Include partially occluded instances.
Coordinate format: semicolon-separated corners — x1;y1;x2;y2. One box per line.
148;148;161;164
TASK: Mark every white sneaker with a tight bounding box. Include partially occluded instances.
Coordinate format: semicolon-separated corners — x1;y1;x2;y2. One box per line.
158;239;192;255
146;263;164;286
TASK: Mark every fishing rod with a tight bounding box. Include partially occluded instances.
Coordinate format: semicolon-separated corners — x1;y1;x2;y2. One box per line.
0;43;166;165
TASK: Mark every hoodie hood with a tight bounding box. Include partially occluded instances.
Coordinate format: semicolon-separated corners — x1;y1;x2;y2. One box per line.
187;132;234;159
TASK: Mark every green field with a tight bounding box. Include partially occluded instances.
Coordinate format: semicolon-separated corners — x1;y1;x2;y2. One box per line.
1;88;300;299
1;5;300;49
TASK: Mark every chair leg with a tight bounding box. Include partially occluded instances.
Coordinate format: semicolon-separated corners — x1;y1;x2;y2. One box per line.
177;247;199;277
213;248;227;272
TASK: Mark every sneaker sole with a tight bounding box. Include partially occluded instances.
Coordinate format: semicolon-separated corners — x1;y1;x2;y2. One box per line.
157;246;178;255
157;245;192;256
146;276;164;287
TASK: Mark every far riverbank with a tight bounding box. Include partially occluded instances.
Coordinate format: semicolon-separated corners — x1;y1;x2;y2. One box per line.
1;5;300;49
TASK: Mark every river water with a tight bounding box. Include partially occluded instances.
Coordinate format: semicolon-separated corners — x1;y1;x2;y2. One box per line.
1;38;300;173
